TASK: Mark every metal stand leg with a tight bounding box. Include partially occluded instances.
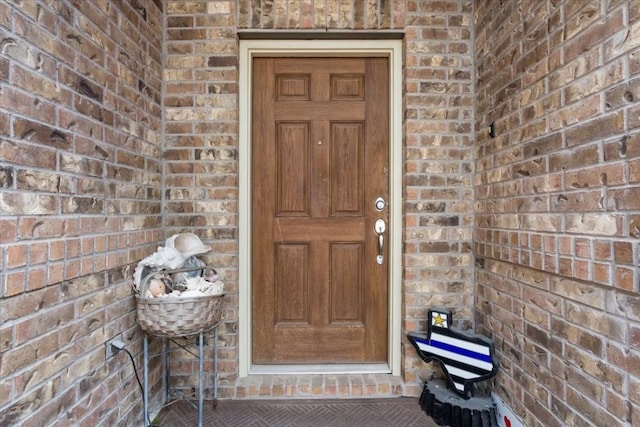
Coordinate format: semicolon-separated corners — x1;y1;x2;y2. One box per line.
198;332;204;427
143;334;149;427
214;327;218;405
165;338;170;404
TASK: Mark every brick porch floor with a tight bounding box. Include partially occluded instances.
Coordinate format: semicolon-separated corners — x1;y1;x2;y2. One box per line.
156;397;439;426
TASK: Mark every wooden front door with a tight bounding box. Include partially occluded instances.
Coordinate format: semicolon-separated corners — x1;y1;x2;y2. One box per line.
251;57;389;364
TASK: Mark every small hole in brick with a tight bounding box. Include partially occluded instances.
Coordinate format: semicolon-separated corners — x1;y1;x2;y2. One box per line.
619;135;627;156
623;91;634;102
79;80;100;100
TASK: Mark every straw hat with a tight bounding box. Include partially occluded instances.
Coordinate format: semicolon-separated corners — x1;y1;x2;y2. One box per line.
166;233;211;258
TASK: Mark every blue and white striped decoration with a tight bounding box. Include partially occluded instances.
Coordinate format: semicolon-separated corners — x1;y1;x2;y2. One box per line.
408;308;499;399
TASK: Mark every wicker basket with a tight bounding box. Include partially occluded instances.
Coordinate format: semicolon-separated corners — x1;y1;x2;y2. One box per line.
136;294;224;337
135;266;224;337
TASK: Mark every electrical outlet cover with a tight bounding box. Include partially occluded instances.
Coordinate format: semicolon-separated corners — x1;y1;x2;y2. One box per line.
106;334;124;358
492;392;525;427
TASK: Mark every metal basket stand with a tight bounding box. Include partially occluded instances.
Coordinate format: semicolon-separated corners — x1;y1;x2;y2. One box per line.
138;266;223;427
142;327;220;427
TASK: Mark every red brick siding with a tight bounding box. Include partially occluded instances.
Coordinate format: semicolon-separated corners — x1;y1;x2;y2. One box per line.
403;0;475;396
0;1;163;425
474;0;640;425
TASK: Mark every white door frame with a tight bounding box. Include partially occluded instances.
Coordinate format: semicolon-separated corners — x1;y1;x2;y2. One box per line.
238;39;403;377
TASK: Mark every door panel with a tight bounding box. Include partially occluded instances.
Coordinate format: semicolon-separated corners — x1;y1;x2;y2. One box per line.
276;122;310;215
330;243;363;324
252;57;389;364
275;243;309;323
331;122;364;215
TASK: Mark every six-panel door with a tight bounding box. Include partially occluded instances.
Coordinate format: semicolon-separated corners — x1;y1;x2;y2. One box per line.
252;57;389;364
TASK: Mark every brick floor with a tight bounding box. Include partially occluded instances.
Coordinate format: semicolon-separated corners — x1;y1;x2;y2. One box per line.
155;397;440;427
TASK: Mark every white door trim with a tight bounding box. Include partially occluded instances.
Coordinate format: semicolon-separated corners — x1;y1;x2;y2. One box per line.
238;39;403;377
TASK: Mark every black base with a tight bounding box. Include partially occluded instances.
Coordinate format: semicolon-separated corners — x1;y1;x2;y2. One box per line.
419;380;497;427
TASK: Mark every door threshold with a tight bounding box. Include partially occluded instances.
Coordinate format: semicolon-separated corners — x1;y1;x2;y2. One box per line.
250;364;391;375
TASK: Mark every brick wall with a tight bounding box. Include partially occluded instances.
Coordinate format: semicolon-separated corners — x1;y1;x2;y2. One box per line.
474;0;640;425
164;0;474;398
403;0;475;394
9;0;635;425
0;0;163;425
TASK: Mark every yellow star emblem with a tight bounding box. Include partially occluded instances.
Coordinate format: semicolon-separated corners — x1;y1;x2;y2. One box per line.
432;312;447;327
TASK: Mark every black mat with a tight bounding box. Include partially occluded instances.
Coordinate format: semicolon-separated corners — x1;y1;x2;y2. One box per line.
155;398;439;426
